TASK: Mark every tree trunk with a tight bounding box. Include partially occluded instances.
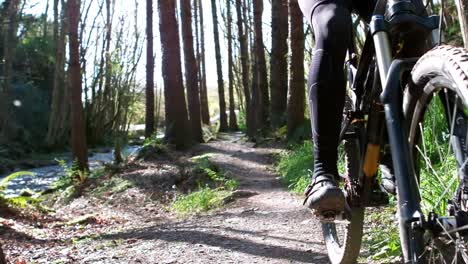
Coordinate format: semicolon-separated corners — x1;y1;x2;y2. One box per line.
158;0;191;149
0;242;5;264
43;0;50;38
46;0;69;148
0;0;20;136
253;0;268;129
235;0;251;134
193;0;204;128
68;0;89;172
210;0;228;132
227;0;239;131
102;0;114;135
287;0;306;140
145;0;155;137
198;0;210;125
181;0;203;142
57;0;70;145
455;0;468;48
270;0;289;128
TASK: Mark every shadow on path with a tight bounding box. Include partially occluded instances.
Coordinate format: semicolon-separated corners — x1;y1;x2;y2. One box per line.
100;225;326;263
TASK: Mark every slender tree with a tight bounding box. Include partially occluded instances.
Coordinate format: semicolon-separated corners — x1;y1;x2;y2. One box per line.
145;0;155;137
227;0;239;131
159;0;191;149
270;0;289;128
69;0;89;171
210;0;228;132
47;0;69;148
103;0;114;101
253;0;268;128
287;0;306;140
198;0;210;125
181;0;203;142
235;0;251;133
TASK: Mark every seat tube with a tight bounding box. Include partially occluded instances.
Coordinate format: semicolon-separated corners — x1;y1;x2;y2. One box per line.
371;15;392;88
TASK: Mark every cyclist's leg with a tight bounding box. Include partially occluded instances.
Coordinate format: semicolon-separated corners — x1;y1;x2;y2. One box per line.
306;0;352;178
299;0;352;213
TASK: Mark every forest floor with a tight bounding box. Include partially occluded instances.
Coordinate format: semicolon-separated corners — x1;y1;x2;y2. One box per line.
2;133;332;263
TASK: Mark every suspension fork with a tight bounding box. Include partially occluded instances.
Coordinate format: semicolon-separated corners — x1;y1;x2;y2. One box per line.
371;15;425;263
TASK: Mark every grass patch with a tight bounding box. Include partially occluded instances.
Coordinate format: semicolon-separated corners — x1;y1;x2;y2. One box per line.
362;207;401;263
45;162;110;204
172;154;239;214
92;177;133;197
190;154;236;188
276;141;313;194
0;171;45;210
172;187;230;214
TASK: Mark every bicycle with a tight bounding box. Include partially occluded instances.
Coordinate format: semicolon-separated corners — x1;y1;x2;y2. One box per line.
320;0;468;263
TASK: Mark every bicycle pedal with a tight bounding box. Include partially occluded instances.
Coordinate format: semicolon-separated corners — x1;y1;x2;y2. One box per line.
318;212;337;222
316;210;345;222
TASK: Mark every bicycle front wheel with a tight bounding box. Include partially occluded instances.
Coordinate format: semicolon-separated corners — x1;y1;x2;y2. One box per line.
404;45;468;263
321;94;365;264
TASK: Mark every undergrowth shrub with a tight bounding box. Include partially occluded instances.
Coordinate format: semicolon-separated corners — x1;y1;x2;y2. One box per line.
0;171;43;209
136;135;167;160
172;154;239;214
362;207;401;263
172;187;229;213
277;141;313;194
51;159;89;190
237;111;247;133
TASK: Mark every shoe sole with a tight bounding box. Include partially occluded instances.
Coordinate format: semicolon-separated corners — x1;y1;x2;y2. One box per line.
305;187;345;217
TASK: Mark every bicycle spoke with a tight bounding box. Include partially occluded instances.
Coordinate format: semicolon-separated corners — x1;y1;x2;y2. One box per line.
447;94;459;162
434;174;458;210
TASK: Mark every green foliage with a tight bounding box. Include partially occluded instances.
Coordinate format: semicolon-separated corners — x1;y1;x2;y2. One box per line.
418;97;459;215
1;14;55;150
3;195;42;209
143;134;164;148
137;135;167;160
172;187;229;214
363;208;401;263
276;141;314;194
93;177;133;197
432;2;464;46
192;155;224;182
191;154;238;189
225;179;239;191
277;126;288;137
173;155;239;214
49;159;88;193
237;111;247;132
0;171;43;209
60;159;88;183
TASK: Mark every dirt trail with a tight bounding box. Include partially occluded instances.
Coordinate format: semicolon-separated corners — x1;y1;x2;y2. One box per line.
3;133;329;263
135;133;328;263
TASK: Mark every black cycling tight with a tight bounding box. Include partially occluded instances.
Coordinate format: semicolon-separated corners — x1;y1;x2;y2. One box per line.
299;0;373;178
